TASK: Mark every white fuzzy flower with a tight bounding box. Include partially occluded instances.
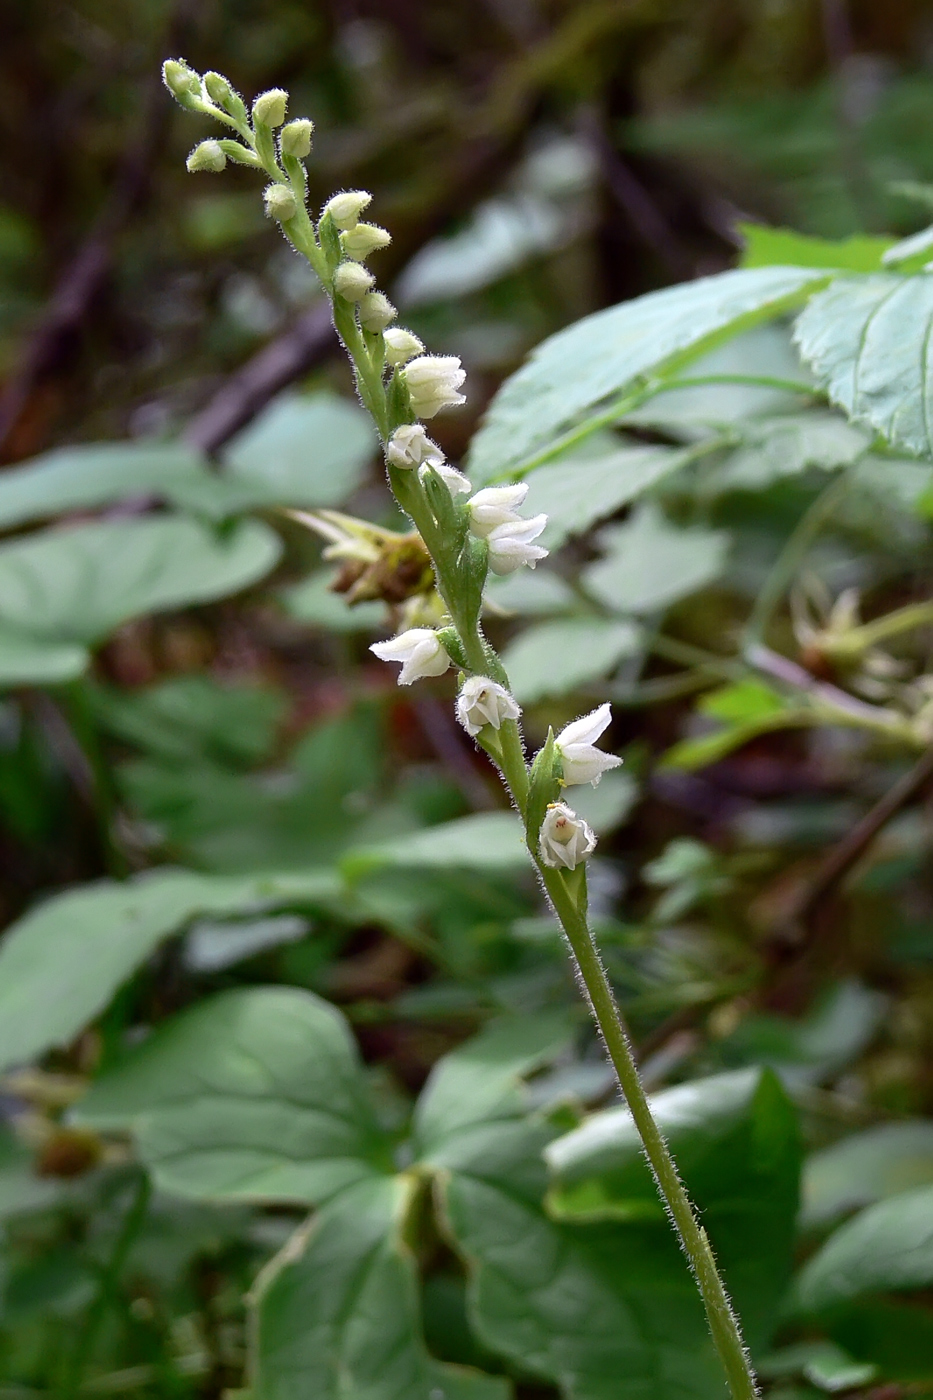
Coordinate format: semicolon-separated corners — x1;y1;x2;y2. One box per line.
323;190;372;230
404;356;466;419
555;703;623;787
467;483;529;538
455;676;521;736
370;628;451;685
486;515;548;575
386;424;444;471
384;328;424;367
333;260;375;302
422;461;472;497
539;802;596;870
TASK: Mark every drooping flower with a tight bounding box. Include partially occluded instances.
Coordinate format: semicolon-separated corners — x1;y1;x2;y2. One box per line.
187;140;227;173
486;515;548;575
555;703;623;787
403;355;466;419
370;628;451;685
422;461;472;497
467;484;529;538
455;676;521;736
539;802;597;870
386;424;444;471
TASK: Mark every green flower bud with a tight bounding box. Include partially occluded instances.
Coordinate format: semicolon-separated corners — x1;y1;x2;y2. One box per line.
341;223;392;260
264;183;299;222
323;190;372;231
163;59;203;110
186;140;227;173
333;260;376;302
252;88;288;128
359;292;396;332
203;71;245;120
280;118;314;158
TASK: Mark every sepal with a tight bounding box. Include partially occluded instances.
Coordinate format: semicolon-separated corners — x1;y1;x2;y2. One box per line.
526;728;561;853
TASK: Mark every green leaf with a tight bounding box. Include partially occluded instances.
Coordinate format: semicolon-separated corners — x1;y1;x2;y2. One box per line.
468;265;831;482
0;516;281;646
881;222;933;268
0;443;209;531
0;625;88;687
739;225;892;273
582;504;729;616
758;1340;877;1392
795;1184;933;1312
343;812;529;879
90;675;287;766
700;680;787;724
278;569;386;632
0;867;344;1071
716;411;870;490
801;1122;933;1228
75;987;390;1204
659;712;812;773
794;273;933;459
484;567;577;616
545;1070;801;1351
0;1130;63;1218
523;444;692;551
828;1298;933;1382
501;618;640;703
251;1175;510;1400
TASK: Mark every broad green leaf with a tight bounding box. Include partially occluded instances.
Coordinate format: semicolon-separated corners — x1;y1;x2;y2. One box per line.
717;411;870;490
252;1175;510;1400
0;625;88;687
545;1070;800;1351
0;867;343;1071
415;1014;573;1159
468;265;831;482
0;1130;63;1218
802;1122;933;1227
700;680;787;724
484;567;577;616
501;618;640;703
343;811;528;879
829;1298;933;1383
278;569;386;632
794;273;933;459
90;675;287;766
582;504;729;616
0;516;281;645
881;222;933;267
183;913;308;972
795;1184;933;1312
571;768;639;834
659;712;813;773
758;1340;877;1392
523;444;691;550
0;443;207;531
439;1118;726;1400
75;987;390;1204
739;225;891;273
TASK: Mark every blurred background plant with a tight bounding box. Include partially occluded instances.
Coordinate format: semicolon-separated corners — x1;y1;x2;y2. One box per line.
6;1;933;1397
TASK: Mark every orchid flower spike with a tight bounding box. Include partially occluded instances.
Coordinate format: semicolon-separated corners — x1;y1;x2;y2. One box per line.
555;703;623;786
455;676;521;736
486;515;548;575
467;483;529;539
370;628;451;685
539;803;597;870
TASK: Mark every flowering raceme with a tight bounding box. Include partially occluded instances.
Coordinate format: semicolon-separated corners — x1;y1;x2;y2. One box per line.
539;803;597;870
370;629;451;685
455;677;521;736
555;704;623;786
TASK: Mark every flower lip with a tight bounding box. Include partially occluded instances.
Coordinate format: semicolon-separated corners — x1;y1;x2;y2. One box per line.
555;703;623;787
539;802;597;870
486;515;549;575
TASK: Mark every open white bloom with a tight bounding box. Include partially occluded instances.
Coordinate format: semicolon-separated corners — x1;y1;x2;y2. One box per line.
539;802;597;870
386;424;444;471
404;356;466;418
423;461;472;497
384;328;424;367
556;703;623;787
370;628;451;685
467;483;529;538
455;676;521;736
486;515;548;575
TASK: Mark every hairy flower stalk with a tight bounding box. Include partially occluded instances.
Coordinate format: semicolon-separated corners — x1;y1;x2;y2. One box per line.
167;61;759;1400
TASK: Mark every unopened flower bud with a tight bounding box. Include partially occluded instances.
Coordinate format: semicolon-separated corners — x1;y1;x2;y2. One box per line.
386;424;444;471
383;328;424;367
203;71;244;118
163;59;203;109
252;88;288;128
403;355;466;419
341;224;392;260
555;704;623;787
370;628;451;685
423;462;472;496
186;140;227;173
539;802;596;870
334;261;375;302
455;676;521;736
323;190;372;231
264;183;298;222
280;118;314;158
359;292;396;332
